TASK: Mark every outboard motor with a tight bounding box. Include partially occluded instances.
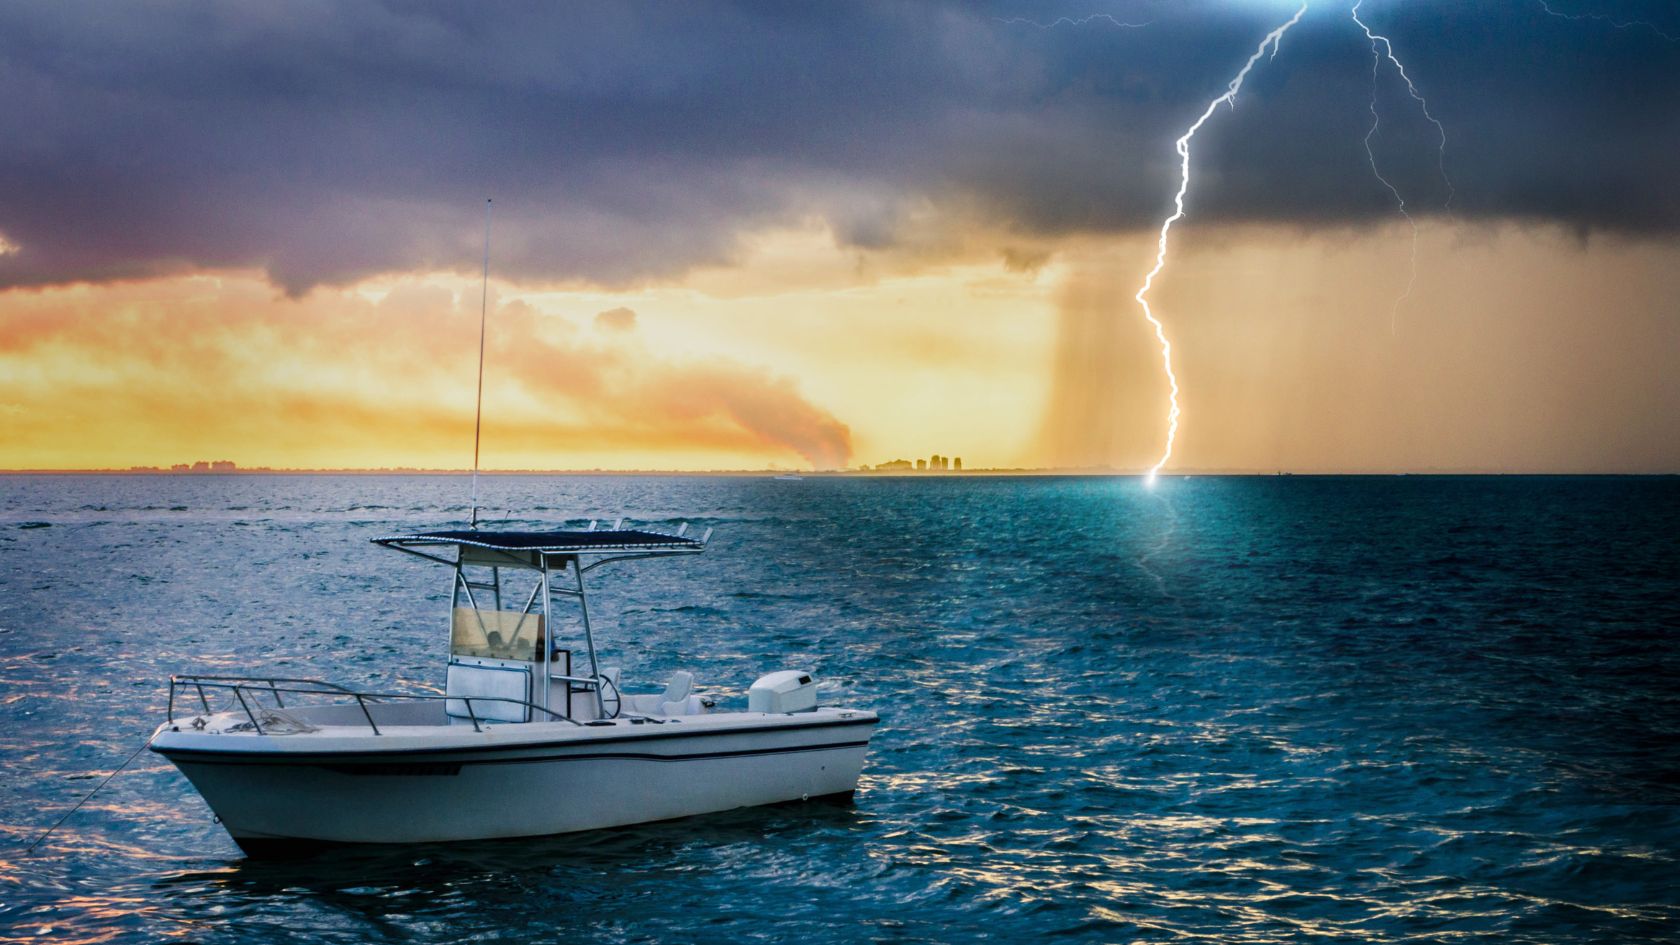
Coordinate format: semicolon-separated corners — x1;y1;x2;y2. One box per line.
748;670;818;713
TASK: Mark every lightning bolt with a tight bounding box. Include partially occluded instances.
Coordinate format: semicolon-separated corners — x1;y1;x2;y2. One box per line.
1535;0;1679;42
1349;2;1455;335
1136;3;1307;485
1351;2;1416;334
1350;2;1453;210
994;14;1150;30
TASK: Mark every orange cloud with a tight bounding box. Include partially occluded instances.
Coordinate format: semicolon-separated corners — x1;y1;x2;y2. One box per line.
0;272;851;470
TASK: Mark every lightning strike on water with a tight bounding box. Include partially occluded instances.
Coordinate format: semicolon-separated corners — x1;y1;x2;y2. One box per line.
1535;0;1679;41
994;14;1150;29
1136;3;1307;485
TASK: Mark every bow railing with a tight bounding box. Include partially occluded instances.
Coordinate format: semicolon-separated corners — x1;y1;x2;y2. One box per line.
167;673;577;735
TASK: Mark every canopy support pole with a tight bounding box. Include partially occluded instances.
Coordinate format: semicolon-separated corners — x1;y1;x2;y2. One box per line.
453;565;490;640
540;561;553;716
572;556;604;718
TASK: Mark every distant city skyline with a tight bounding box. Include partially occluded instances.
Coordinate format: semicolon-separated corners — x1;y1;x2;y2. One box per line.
8;453;987;474
866;454;962;473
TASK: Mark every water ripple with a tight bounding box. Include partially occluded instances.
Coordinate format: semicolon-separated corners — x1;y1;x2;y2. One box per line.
1;474;1677;942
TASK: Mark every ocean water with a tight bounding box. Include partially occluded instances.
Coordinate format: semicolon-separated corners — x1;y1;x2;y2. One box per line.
2;473;1678;943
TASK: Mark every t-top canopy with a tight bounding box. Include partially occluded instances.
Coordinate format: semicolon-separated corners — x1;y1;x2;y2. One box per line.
373;528;707;563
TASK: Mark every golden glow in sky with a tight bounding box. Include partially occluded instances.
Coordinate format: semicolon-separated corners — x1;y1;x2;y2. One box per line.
0;225;1055;471
3;221;1676;473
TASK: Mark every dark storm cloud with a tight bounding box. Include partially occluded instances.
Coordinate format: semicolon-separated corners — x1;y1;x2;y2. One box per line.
0;0;1675;293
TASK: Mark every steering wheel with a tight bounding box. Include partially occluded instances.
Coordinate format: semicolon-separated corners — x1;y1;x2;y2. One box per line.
598;674;621;719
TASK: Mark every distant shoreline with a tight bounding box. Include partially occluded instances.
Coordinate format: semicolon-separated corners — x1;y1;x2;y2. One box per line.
1;468;1674;477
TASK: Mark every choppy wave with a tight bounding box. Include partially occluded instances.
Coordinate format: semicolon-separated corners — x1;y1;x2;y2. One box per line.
2;474;1678;943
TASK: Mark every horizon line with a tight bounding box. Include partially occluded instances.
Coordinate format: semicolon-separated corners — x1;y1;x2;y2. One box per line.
2;467;1676;477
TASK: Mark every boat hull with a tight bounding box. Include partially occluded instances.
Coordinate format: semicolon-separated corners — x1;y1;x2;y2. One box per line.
153;712;876;854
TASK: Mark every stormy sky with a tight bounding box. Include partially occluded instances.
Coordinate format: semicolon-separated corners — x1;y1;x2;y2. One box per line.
3;0;1676;294
2;0;1677;472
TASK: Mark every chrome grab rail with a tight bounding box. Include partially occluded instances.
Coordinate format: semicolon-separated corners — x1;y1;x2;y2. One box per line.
167;673;580;735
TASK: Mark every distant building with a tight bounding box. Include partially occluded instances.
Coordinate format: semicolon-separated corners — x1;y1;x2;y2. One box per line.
916;458;927;471
877;459;914;471
953;457;962;471
174;459;238;473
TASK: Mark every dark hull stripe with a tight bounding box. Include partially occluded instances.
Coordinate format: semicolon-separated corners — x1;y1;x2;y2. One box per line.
169;738;873;771
152;715;877;764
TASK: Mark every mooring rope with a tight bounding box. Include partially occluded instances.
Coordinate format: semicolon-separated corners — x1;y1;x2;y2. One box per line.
24;731;158;855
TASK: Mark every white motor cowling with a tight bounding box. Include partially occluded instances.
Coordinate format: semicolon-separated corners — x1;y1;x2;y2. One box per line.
748;670;818;713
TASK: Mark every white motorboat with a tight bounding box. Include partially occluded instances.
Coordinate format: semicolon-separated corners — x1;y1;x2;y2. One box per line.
151;526;878;856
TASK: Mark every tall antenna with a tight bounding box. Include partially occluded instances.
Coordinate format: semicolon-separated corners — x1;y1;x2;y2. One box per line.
469;197;491;528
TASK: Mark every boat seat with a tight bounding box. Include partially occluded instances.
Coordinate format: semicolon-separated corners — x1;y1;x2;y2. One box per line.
661;671;693;704
657;671;698;717
618;671;707;716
